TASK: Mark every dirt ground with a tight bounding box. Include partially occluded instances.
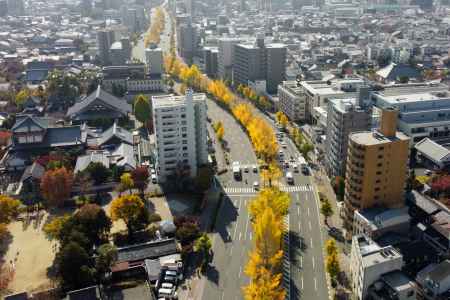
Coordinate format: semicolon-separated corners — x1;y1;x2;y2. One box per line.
2;212;57;295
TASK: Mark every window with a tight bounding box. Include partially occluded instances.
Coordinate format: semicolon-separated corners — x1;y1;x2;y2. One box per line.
377;163;382;167
181;114;186;118
181;120;187;125
182;127;187;132
182;146;188;150
182;134;187;138
182;140;187;144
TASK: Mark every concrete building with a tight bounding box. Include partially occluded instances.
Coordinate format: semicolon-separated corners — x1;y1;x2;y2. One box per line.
350;234;404;300
97;29;116;65
353;206;411;240
152;90;208;182
325;97;370;178
277;80;306;122
218;37;242;81
301;78;365;123
109;38;131;65
145;46;164;76
233;37;287;94
416;260;450;299
344;108;410;231
367;270;417;300
7;0;24;15
203;47;218;78
371;83;450;145
177;21;198;65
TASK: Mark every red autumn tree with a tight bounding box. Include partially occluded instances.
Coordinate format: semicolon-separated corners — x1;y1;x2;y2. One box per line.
41;167;73;207
431;175;450;197
131;166;149;193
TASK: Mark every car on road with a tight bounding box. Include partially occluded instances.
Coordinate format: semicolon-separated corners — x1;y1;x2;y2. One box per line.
281;142;287;148
293;164;299;172
286;172;294;184
284;161;290;168
328;227;344;242
244;165;249;173
151;174;158;184
424;169;432;176
253;181;259;190
253;165;258;173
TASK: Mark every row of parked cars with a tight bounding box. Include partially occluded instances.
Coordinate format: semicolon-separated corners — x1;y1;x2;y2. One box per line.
156;265;183;299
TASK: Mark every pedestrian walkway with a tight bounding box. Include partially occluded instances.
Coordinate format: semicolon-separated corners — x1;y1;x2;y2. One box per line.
224;185;313;194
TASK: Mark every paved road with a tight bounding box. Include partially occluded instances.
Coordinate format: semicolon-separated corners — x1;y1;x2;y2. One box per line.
202;96;259;300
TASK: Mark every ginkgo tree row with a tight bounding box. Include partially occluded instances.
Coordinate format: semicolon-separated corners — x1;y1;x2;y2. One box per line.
144;6;165;48
163;54;279;164
243;187;290;300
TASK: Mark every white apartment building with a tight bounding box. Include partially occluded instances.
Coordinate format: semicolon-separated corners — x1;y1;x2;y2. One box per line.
350;234;404;300
277;80;306;122
152;90;208;182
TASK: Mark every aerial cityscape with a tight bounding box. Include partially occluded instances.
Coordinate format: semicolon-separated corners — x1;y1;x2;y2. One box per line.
0;0;450;299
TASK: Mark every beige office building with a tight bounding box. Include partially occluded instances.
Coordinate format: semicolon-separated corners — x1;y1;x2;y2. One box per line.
344;108;410;231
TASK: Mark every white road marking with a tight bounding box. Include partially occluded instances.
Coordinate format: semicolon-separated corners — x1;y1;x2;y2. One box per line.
239;266;242;278
244;211;250;240
314;277;317;291
239;232;242;241
307;207;310;216
298;222;301;232
221;291;225;300
250;232;252;240
312;256;315;270
300;256;303;268
297;206;300;215
311;238;313;248
230;245;233;256
301;276;304;289
309;221;312;230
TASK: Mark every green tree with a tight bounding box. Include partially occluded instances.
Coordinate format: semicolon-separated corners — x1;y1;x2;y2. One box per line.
134;94;151;127
194;233;212;271
74;204;112;245
300;143;314;161
57;242;95;289
320;199;333;227
86;162;111;185
95;243;118;281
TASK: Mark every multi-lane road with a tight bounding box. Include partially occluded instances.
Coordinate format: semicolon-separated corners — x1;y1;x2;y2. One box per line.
202;96;329;300
147;7;330;298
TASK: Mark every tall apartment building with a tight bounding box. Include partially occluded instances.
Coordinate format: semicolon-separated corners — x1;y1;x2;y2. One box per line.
371;83;450;145
344;108;410;231
233;37;287;94
350;234;404;300
177;21;198;65
325;97;371;178
97;29;116;65
7;0;24;15
218;37;242;81
203;47;219;78
152;90;208;183
277;81;306;122
145;46;164;76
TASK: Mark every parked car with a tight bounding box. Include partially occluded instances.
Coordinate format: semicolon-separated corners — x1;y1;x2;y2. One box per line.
328;227;344;242
286;172;294;184
253;165;258;173
253;181;259;190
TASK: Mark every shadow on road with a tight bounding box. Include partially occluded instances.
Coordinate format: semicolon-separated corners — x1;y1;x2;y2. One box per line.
290;231;307;255
291;280;301;300
213;186;238;243
204;264;220;285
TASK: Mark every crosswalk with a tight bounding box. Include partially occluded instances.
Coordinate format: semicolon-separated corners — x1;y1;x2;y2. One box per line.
224;185;313;194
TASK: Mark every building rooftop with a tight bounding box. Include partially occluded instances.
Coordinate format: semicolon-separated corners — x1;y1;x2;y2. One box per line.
349;129;410;146
152;92;206;108
354;235;403;268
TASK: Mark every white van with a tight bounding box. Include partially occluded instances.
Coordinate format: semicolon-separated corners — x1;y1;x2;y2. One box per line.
161;282;174;289
158;288;173;296
286;172;294;184
165;270;177;277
